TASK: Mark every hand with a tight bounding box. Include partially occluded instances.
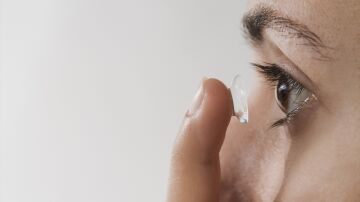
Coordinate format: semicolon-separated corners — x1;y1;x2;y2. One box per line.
167;78;233;202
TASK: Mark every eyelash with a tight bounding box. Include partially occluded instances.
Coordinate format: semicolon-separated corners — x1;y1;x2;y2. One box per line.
251;62;313;128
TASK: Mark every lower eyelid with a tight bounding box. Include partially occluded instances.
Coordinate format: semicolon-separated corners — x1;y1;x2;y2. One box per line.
276;93;319;129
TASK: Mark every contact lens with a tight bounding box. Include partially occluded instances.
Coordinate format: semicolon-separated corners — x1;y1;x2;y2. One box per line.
230;74;249;123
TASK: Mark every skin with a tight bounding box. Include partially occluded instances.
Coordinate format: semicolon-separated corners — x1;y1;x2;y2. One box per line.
167;0;360;201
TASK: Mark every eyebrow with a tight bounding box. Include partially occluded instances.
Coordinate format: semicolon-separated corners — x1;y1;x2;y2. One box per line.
242;5;332;60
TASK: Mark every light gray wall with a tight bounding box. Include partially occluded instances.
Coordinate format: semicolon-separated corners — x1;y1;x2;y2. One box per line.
1;0;250;201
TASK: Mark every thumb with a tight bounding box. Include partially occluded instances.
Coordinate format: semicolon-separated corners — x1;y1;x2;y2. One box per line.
167;78;233;202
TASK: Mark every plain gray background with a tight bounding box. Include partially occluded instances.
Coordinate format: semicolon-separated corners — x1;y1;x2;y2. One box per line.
1;0;251;201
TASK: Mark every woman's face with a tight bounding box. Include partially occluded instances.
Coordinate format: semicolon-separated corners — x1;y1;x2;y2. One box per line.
220;0;360;201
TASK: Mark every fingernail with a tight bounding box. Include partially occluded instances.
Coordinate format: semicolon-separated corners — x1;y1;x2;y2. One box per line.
187;78;206;117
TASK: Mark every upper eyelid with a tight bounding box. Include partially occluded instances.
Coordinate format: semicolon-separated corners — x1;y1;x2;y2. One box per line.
248;31;320;95
252;63;309;100
276;62;316;91
251;63;297;85
252;61;319;96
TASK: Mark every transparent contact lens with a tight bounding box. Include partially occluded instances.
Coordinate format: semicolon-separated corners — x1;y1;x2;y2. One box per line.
230;74;249;123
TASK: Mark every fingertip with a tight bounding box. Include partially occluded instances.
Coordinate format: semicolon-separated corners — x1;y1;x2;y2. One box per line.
173;77;234;165
191;78;233;155
167;77;234;202
200;78;233;128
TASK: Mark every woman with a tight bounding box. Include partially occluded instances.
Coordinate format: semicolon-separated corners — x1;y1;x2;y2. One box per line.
167;0;360;201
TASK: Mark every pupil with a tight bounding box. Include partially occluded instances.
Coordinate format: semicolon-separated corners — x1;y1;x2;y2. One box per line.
276;79;290;110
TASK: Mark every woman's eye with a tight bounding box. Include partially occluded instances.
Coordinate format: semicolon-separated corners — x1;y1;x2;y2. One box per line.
251;62;316;127
275;74;312;114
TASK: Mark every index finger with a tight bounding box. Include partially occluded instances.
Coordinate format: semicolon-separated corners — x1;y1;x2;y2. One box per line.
167;78;233;202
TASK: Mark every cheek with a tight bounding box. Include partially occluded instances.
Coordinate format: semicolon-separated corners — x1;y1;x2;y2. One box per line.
277;100;360;200
219;84;292;201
